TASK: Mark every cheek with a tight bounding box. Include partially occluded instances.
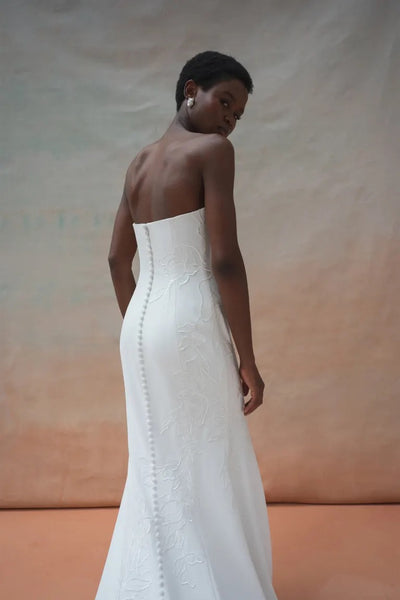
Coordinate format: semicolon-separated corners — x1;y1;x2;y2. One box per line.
204;97;221;119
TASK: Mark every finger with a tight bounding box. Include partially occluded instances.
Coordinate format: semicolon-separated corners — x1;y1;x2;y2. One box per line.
243;393;261;414
243;397;255;414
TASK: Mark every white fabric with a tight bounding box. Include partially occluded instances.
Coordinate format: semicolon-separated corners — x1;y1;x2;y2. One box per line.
95;207;278;599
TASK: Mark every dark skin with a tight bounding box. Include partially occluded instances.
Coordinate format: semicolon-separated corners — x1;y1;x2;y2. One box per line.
108;77;265;416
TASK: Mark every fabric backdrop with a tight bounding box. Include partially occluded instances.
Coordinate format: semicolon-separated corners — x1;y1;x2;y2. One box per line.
1;0;399;507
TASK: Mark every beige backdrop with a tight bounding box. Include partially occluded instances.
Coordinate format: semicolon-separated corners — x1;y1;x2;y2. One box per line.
1;0;399;507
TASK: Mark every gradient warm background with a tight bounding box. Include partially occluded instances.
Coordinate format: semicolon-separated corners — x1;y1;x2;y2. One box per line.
1;0;399;509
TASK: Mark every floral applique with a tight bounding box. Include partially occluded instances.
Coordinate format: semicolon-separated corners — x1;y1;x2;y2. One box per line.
117;211;243;599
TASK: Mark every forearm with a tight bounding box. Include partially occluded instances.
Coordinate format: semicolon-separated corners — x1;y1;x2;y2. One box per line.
109;262;135;318
212;253;255;366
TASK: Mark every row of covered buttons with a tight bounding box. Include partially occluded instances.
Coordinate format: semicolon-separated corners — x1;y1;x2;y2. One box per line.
139;225;165;597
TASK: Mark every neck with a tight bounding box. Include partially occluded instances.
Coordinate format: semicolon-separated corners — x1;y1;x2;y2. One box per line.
164;107;197;136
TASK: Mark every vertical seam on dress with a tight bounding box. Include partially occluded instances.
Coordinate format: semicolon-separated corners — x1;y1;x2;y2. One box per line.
139;224;166;599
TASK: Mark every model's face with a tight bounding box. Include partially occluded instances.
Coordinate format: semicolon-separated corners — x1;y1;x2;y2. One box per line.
184;78;248;137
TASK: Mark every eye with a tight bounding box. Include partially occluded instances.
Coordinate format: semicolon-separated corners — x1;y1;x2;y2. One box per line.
221;98;241;121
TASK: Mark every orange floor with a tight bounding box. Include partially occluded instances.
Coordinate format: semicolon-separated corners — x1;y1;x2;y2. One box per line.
0;503;399;599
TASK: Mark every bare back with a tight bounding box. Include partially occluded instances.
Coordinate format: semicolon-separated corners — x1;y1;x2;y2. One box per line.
109;127;239;297
120;129;240;277
126;133;210;224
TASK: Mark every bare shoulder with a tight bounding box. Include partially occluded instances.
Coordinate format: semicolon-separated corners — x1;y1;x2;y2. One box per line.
127;143;153;173
198;133;234;163
124;143;154;195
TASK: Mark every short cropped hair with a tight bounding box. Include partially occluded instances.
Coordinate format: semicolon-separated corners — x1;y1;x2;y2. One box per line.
175;50;253;111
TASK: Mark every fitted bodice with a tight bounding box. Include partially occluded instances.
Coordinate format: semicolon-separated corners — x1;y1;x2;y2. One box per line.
132;206;219;303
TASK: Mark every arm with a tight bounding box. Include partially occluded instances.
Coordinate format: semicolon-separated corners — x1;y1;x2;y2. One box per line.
202;136;265;415
108;170;137;318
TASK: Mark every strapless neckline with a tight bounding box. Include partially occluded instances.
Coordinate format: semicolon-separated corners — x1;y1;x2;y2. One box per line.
133;206;205;227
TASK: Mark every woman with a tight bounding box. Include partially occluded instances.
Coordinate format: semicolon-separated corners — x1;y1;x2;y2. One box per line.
95;51;278;600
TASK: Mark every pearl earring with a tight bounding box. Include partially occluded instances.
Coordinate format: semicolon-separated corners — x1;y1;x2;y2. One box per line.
187;97;195;108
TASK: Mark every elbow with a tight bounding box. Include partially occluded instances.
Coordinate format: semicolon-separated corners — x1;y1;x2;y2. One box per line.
108;253;118;270
212;246;243;276
108;253;131;272
212;257;241;277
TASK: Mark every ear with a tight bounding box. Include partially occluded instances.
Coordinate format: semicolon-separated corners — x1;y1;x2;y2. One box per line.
184;79;198;99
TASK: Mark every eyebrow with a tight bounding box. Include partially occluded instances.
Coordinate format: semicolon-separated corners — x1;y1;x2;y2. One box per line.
221;90;245;115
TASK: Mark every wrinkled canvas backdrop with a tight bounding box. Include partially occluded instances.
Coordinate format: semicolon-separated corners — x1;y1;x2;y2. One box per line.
1;0;399;507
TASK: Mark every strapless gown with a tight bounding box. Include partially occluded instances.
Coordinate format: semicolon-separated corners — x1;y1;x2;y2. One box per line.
94;206;278;600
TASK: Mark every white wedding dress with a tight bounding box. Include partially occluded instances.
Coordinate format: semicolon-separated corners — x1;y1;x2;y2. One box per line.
95;206;278;600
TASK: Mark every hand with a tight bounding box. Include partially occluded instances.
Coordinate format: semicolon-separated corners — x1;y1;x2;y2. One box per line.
238;362;265;416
